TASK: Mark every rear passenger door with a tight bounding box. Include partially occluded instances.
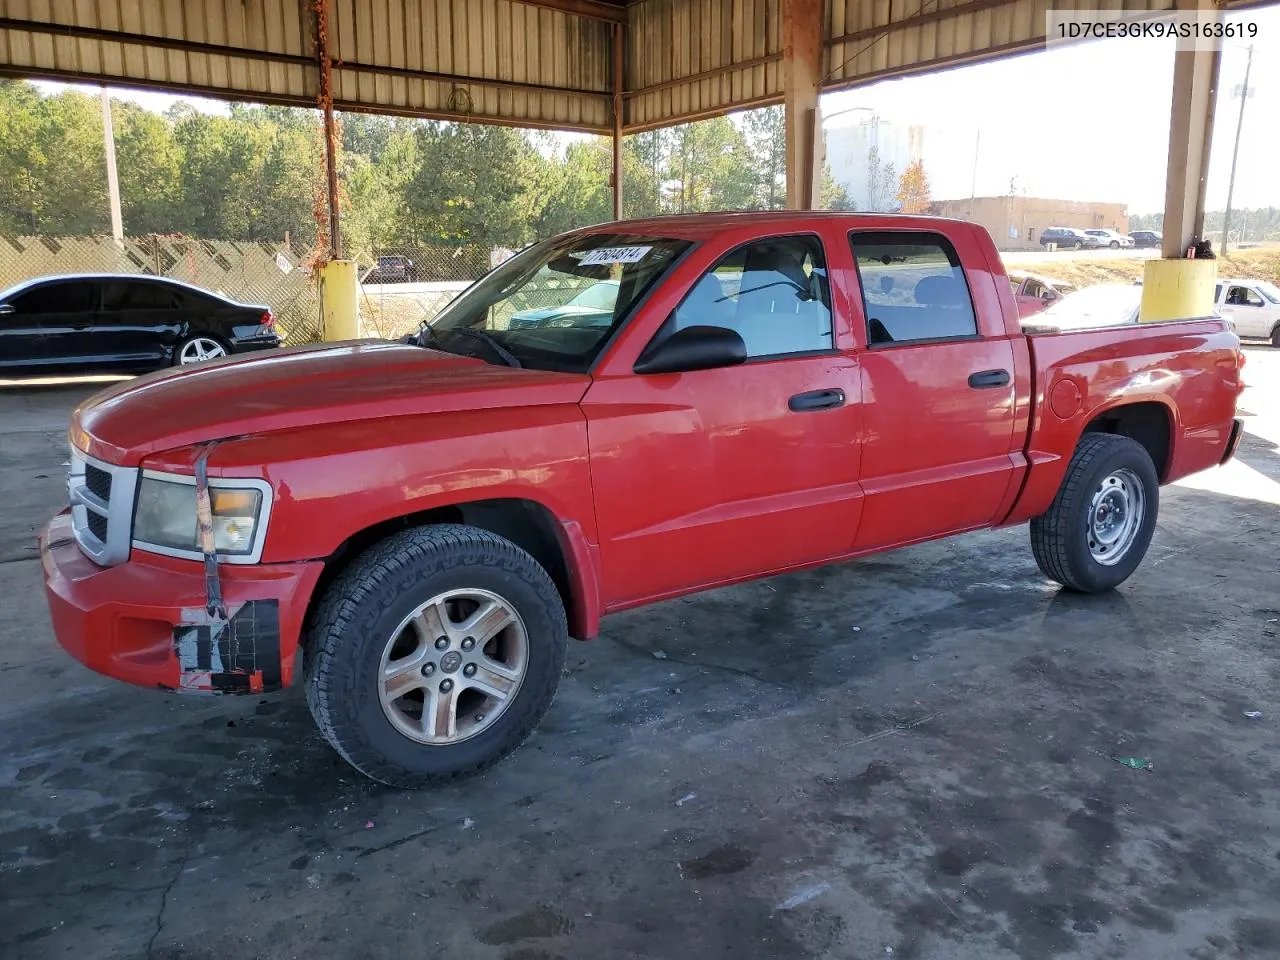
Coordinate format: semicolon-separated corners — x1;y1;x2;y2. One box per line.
848;230;1019;551
97;280;182;366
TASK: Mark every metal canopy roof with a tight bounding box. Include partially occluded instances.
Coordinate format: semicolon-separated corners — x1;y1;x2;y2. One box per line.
0;0;1264;134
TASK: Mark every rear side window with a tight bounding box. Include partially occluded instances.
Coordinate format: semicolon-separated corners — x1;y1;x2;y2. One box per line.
102;282;180;310
849;232;979;346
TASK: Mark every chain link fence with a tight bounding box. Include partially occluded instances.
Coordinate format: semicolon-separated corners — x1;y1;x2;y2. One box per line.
355;244;508;341
0;234;506;345
0;233;323;342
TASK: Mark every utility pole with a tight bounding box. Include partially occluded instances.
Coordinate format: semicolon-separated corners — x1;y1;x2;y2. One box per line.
1220;43;1253;257
100;86;123;242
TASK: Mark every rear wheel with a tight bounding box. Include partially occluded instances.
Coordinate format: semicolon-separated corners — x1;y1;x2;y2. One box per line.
304;524;567;788
1271;324;1280;348
1030;434;1159;593
175;335;228;366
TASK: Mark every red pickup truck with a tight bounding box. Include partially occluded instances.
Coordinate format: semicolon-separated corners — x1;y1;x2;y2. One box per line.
40;213;1244;788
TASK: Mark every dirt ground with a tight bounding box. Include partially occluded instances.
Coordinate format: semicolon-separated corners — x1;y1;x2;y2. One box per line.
1;349;1278;960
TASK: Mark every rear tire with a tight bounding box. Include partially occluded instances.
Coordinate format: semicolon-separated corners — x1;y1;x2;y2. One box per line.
1271;324;1280;348
1030;434;1159;593
304;524;567;788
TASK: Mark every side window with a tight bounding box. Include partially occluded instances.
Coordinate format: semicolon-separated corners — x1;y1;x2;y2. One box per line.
10;282;93;314
849;231;979;346
1024;280;1045;299
102;282;179;310
1224;286;1261;307
669;235;833;359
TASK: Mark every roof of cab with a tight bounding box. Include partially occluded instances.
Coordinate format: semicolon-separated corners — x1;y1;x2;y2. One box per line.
566;210;983;242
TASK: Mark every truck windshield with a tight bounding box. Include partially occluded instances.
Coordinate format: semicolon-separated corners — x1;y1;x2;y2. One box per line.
418;233;692;372
1255;281;1280;304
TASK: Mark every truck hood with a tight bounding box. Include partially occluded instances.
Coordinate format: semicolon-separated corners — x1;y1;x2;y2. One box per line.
71;340;592;466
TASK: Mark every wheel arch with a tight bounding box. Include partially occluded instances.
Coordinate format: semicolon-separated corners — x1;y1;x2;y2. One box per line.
1080;399;1174;482
301;497;600;646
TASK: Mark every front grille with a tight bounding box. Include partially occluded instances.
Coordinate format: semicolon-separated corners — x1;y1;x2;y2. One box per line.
86;511;108;541
68;450;139;567
84;463;112;503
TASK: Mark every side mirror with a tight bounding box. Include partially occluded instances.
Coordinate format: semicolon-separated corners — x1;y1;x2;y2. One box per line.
634;324;747;376
0;303;13;316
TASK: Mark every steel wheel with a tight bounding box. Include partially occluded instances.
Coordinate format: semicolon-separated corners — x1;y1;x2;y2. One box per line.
1087;468;1145;566
178;337;227;364
378;588;528;745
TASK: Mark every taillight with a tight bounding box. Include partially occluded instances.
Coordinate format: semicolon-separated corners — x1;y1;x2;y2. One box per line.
261;310;275;332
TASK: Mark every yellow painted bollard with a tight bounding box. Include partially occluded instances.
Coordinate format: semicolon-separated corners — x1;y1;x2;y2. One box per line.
319;259;361;341
1140;258;1217;323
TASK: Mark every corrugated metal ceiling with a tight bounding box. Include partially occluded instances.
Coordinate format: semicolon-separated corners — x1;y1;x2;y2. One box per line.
0;0;1269;133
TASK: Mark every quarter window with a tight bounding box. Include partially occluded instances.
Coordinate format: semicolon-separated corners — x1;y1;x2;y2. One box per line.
667;235;833;359
850;232;979;345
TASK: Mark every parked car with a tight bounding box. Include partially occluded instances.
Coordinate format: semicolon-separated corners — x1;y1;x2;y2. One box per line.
39;212;1244;789
1214;278;1280;346
1083;229;1134;250
507;279;620;330
1038;227;1090;250
1020;283;1144;331
364;255;418;284
1008;271;1077;318
0;274;280;374
1129;229;1162;249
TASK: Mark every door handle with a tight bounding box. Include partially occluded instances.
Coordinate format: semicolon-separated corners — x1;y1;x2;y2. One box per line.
789;389;846;412
968;369;1010;389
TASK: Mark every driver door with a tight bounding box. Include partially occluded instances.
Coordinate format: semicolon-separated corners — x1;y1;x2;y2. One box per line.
581;230;864;608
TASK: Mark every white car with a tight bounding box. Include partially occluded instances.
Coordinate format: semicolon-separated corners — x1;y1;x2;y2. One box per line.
1083;229;1134;250
1216;278;1280;346
1021;283;1143;331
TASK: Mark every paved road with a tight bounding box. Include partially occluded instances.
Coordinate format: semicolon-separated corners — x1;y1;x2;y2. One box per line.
1;349;1278;960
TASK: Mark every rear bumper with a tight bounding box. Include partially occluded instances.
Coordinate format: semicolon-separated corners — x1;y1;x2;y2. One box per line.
40;511;323;694
231;335;283;354
1222;417;1245;464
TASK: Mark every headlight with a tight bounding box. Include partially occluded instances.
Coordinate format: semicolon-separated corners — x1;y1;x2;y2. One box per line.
133;473;270;561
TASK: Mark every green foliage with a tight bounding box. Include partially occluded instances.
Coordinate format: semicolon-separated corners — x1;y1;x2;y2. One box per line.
0;79;836;250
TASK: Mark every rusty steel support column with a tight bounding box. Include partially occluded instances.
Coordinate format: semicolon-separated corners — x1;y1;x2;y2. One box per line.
315;0;342;260
782;0;823;209
1161;0;1222;259
611;22;624;221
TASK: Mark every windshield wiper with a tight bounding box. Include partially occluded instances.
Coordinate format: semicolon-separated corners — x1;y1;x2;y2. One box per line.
447;327;523;368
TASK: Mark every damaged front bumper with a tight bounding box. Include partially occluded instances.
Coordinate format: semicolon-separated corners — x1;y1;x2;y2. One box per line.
40;511;323;694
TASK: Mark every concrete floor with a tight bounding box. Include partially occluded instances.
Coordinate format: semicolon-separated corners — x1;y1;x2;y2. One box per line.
2;350;1278;960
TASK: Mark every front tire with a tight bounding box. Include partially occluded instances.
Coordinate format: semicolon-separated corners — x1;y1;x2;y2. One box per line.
1271;324;1280;348
1110;241;1120;249
304;524;567;788
1030;434;1159;593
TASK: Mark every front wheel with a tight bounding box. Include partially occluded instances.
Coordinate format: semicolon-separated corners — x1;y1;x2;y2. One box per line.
304;524;567;788
1271;324;1280;348
1030;434;1159;592
1110;241;1120;249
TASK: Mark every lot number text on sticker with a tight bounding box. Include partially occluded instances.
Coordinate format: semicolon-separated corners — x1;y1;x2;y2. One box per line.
577;245;653;265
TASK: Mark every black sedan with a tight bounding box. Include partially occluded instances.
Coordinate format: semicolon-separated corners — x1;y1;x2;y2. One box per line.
0;274;281;374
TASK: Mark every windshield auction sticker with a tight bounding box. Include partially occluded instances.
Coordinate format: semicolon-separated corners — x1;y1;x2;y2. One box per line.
577;245;653;265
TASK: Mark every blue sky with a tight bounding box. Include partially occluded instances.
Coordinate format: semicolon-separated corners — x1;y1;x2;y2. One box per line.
33;5;1277;217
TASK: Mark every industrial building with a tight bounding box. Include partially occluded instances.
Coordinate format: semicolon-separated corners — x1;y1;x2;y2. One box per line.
932;196;1131;251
